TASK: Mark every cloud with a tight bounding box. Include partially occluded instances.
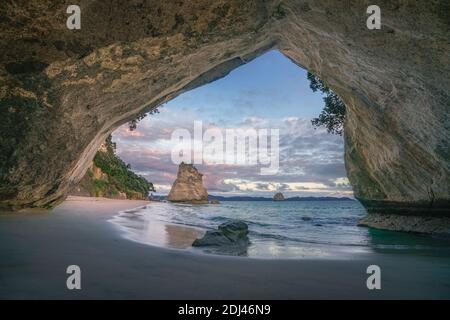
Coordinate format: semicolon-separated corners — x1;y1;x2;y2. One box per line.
113;112;349;197
282;117;299;126
112;88;349;197
239;116;268;127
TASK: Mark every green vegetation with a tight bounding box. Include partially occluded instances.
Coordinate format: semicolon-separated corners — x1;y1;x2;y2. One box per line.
79;135;154;199
307;72;346;136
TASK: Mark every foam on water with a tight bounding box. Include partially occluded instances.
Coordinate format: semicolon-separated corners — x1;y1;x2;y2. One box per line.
110;201;450;259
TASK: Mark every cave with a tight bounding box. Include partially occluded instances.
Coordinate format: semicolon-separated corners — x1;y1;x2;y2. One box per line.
0;1;449;233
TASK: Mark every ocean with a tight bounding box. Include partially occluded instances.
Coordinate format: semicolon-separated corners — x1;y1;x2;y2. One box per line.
110;200;450;259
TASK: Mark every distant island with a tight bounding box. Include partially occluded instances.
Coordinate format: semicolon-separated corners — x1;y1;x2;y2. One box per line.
209;195;355;202
150;194;354;202
273;192;285;201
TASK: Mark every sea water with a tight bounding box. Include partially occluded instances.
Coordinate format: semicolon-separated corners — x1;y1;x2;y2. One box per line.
110;200;450;259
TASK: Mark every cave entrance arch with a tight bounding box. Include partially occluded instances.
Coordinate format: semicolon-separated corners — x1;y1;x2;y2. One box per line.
110;50;350;200
0;1;448;232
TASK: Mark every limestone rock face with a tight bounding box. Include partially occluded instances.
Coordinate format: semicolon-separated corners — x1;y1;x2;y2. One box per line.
0;1;449;231
273;192;285;201
168;163;208;204
70;142;152;200
358;214;450;235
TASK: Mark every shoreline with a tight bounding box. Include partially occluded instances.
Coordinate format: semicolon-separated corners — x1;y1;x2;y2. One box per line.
110;205;206;251
0;196;449;299
109;202;372;261
66;195;152;204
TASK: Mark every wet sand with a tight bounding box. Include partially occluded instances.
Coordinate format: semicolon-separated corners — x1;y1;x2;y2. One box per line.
0;196;449;299
110;205;205;250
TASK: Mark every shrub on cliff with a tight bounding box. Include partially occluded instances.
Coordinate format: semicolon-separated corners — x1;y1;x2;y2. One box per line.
308;72;346;136
91;135;155;199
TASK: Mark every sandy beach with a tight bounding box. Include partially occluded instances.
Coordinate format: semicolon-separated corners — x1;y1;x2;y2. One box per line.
0;196;449;300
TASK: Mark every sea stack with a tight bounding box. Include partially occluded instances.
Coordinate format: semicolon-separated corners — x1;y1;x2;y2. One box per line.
273;192;285;201
167;162;208;204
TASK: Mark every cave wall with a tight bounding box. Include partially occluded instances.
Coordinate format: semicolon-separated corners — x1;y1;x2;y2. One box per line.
0;0;449;216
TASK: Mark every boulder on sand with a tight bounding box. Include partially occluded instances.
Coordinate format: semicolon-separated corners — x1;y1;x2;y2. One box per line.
192;221;250;247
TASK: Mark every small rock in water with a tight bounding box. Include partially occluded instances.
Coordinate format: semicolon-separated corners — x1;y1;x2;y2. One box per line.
273;192;285;201
301;216;312;221
209;199;220;204
192;220;250;247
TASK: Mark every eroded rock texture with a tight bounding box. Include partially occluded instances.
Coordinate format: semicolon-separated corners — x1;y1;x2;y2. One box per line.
168;163;208;204
192;221;250;254
0;1;449;228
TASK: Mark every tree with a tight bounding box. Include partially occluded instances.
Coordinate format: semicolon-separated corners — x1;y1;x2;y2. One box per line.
128;107;160;131
307;72;346;135
94;135;156;197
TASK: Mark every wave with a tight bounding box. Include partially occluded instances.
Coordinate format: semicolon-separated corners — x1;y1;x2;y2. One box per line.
248;230;368;247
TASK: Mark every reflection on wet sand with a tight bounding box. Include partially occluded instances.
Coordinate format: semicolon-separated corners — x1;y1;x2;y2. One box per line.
110;207;206;250
164;224;205;249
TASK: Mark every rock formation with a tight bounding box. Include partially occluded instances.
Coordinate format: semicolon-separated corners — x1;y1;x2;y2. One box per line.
71;137;154;200
358;214;450;234
167;163;208;204
0;1;448;233
70;163;127;200
192;221;250;247
273;192;285;201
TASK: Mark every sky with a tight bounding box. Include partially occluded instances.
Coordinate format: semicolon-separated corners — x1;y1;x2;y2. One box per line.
112;50;353;198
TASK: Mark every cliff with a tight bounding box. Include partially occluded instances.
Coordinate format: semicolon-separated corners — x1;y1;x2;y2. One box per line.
71;136;154;200
0;1;449;233
168;163;208;204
